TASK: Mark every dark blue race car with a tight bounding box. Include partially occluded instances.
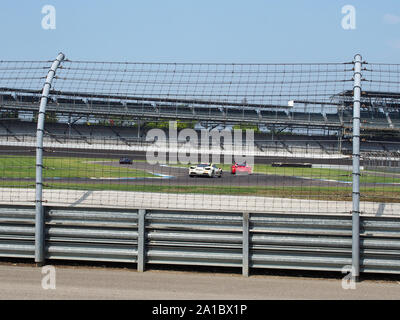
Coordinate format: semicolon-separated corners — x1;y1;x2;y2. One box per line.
119;158;133;164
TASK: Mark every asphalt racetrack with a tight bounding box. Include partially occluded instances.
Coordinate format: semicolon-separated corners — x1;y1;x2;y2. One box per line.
0;146;382;188
98;160;347;188
1;264;399;300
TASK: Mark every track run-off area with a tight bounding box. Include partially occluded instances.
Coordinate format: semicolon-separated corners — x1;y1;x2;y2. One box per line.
1;187;399;217
1;264;399;300
1;146;399;215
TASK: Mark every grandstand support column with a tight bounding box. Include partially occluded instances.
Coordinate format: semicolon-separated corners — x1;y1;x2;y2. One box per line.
352;54;362;282
35;52;65;264
338;128;343;153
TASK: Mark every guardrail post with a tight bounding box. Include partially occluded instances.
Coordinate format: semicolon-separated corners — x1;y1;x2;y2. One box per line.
35;52;65;265
352;54;362;282
242;212;250;277
137;209;146;272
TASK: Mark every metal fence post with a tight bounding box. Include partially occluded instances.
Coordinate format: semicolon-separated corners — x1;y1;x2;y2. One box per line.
137;209;146;272
242;212;250;277
352;54;362;281
35;53;65;264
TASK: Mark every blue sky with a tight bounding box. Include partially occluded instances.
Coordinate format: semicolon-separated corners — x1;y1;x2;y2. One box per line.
0;0;399;63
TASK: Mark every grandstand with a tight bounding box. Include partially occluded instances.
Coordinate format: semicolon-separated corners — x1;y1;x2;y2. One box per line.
0;118;398;159
0;59;399;161
1;88;400;132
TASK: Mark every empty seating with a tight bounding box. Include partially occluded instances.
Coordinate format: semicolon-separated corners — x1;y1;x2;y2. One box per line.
259;110;288;120
243;109;259;119
389;112;400;128
361;118;389;128
291;112;311;121
225;108;243;118
87;100;124;111
176;105;194;115
126;102;151;113
16;95;40;104
360;111;372;119
0;94;15;103
194;107;223;117
341;110;353;125
57;98;86;105
310;113;325;122
326;113;340;124
159;105;178;114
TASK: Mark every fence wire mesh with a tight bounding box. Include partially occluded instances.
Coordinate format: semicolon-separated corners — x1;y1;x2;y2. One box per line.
0;57;399;216
357;62;400;214
0;60;53;204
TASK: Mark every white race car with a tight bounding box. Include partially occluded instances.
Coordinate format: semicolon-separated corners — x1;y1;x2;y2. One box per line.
189;163;222;178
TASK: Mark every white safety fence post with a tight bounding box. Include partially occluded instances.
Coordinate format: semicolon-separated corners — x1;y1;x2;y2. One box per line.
35;53;65;264
352;54;363;281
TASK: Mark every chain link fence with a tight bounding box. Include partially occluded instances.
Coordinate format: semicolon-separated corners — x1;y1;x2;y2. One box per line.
1;56;399;218
1;53;400;275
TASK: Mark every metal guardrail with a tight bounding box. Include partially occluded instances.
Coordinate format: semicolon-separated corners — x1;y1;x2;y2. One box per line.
361;217;400;274
45;208;139;263
0;206;36;259
0;205;399;275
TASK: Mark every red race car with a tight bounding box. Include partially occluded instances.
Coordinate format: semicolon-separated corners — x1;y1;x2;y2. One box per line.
231;162;253;175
